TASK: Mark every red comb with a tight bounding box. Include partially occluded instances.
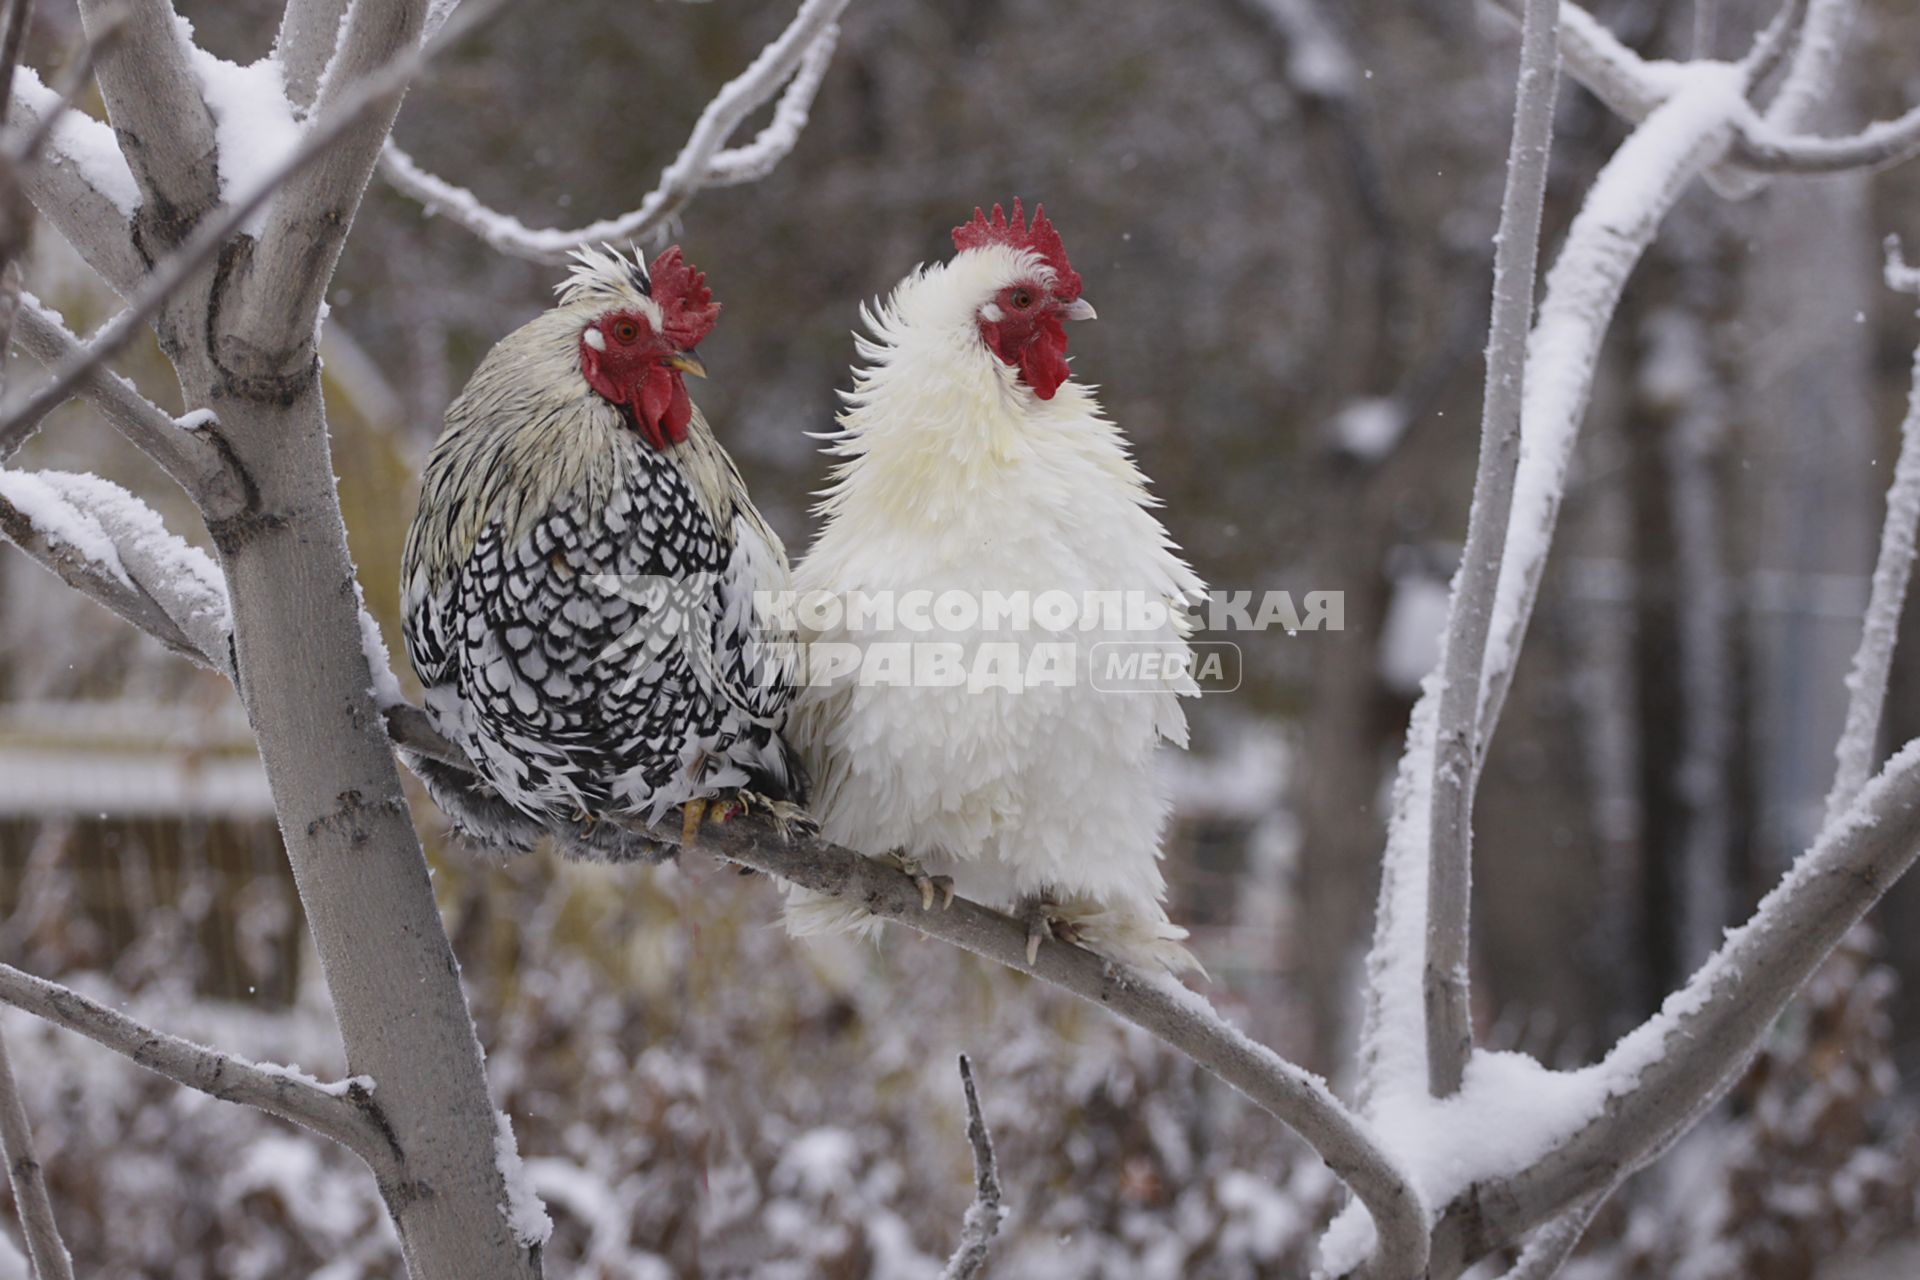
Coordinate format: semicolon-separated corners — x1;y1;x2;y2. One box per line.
650;246;720;349
951;199;1082;300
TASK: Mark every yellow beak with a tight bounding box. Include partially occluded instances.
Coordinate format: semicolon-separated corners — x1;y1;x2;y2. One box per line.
664;350;708;379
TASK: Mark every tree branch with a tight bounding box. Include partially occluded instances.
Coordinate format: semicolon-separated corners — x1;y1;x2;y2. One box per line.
220;0;429;375
1731;102;1920;174
940;1055;1005;1280
0;0;511;453
378;0;849;264
1425;0;1559;1099
670;816;1431;1279
0;1021;72;1280
0;468;231;673
1819;241;1920;826
1427;731;1920;1275
3;57;143;295
4;294;241;511
1498;1190;1602;1280
75;0;219;246
1475;69;1742;753
273;0;353;115
0;962;388;1162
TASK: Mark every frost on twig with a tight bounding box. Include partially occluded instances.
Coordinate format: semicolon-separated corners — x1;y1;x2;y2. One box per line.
379;0;849;263
1424;0;1559;1099
0;963;384;1160
0;468;230;672
0;1020;75;1280
1819;237;1920;826
940;1055;1005;1280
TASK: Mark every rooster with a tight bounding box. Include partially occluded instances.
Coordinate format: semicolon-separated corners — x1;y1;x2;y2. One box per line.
786;201;1203;970
401;245;805;861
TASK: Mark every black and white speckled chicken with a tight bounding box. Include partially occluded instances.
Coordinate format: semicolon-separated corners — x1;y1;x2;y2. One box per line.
400;245;805;860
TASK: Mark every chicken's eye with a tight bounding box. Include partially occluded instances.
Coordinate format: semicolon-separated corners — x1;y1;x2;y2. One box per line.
612;319;641;344
1010;289;1035;310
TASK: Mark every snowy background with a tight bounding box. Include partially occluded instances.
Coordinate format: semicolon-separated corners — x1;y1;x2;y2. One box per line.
6;0;1920;1275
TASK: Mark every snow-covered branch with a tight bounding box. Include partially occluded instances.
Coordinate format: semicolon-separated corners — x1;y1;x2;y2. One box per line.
1732;101;1920;174
1476;68;1743;749
4;295;240;508
1425;0;1559;1099
0;468;229;671
0;0;509;452
665;816;1429;1278
224;0;430;372
1426;733;1920;1274
4;67;142;295
0;1022;74;1280
379;0;849;264
0;962;388;1161
273;0;352;114
76;0;221;242
1819;243;1920;826
939;1055;1005;1280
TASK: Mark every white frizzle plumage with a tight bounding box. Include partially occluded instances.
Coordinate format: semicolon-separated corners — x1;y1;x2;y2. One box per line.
786;203;1204;970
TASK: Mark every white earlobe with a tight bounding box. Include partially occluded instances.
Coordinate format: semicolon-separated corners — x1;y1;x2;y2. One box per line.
979;303;1004;323
583;328;607;351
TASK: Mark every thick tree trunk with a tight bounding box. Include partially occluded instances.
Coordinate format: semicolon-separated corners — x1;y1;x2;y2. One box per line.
197;371;540;1279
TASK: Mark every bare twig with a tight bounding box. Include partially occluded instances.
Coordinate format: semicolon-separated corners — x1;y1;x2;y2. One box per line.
0;962;387;1161
0;1021;72;1280
0;0;33;133
378;0;849;263
1425;0;1560;1098
0;0;513;447
940;1055;1005;1280
1499;1190;1602;1280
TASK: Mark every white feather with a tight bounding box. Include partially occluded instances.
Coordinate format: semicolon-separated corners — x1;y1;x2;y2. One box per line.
788;245;1205;971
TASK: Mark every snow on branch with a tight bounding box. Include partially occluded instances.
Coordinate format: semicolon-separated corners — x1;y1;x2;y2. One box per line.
0;468;231;673
1426;732;1920;1273
0;963;387;1161
4;295;240;510
75;0;222;230
1477;67;1744;743
1733;100;1920;174
389;720;1428;1279
0;0;511;452
4;63;143;295
0;1022;73;1280
379;0;850;264
940;1055;1005;1280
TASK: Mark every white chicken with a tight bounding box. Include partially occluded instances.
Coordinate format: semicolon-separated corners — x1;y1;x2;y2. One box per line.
786;201;1204;971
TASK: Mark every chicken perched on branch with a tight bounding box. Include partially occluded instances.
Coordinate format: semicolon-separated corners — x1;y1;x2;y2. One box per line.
401;246;805;860
787;202;1204;970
